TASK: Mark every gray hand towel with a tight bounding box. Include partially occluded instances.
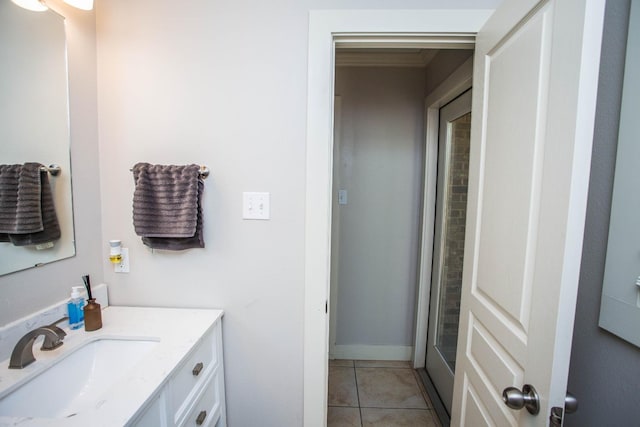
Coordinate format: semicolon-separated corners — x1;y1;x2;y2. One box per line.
132;163;204;250
0;163;44;234
0;163;61;246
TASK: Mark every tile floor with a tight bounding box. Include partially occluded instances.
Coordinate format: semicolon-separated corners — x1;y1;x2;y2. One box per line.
327;360;442;427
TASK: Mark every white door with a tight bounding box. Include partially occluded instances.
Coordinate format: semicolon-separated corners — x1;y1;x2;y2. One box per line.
451;1;605;426
426;89;472;414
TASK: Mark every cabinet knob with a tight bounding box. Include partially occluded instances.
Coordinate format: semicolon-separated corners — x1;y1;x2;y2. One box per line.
192;362;204;376
196;410;207;425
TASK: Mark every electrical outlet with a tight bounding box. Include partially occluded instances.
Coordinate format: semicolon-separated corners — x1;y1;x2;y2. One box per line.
114;247;130;273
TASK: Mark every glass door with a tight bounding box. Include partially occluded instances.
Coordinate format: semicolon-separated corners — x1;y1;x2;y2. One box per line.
425;90;472;414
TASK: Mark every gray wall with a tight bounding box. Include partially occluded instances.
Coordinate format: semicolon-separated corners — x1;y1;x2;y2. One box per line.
424;50;473;95
566;0;640;425
333;66;426;351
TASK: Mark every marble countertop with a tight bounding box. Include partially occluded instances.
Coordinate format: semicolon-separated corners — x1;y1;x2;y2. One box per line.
0;306;223;426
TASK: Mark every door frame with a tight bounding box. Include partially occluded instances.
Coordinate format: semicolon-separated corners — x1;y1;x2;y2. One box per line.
328;95;341;359
304;9;494;426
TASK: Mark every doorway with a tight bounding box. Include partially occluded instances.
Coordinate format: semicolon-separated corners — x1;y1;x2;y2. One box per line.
306;6;604;427
329;51;473;365
302;11;492;426
328;49;473;426
329;56;430;363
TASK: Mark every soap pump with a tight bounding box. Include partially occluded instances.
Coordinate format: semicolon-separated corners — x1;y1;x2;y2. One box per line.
67;286;85;330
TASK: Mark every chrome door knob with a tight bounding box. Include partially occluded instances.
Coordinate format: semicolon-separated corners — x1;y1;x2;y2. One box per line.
564;392;578;414
502;384;540;415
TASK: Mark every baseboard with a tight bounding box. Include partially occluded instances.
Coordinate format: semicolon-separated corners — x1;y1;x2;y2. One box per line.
330;344;413;361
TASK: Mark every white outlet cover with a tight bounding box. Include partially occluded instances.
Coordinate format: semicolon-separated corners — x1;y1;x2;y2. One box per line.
243;192;270;220
114;247;130;273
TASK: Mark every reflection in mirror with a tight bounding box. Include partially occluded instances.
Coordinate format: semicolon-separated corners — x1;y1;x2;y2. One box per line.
0;1;75;276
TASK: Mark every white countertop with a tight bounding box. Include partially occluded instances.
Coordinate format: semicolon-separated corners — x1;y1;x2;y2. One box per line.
0;306;223;426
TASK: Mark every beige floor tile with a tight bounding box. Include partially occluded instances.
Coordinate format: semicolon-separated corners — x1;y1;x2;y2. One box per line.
330;359;355;367
361;408;437;427
328;406;362;427
356;368;428;409
328;366;359;407
355;360;411;369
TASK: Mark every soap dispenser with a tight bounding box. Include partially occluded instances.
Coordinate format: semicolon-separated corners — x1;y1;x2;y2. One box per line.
67;286;85;330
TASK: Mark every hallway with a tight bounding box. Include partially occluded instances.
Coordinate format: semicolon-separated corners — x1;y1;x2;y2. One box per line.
327;360;441;426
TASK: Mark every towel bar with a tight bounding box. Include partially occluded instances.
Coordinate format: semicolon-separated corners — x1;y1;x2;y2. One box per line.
129;165;210;179
40;164;61;176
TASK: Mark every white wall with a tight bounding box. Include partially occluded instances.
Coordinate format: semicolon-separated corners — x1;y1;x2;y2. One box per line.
332;66;426;354
0;1;501;425
0;1;102;326
95;2;500;425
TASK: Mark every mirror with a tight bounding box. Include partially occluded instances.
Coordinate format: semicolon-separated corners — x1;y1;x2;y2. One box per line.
598;0;640;347
0;1;75;276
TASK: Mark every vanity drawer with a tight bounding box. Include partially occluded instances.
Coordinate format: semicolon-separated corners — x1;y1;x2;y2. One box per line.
170;323;219;420
180;372;222;427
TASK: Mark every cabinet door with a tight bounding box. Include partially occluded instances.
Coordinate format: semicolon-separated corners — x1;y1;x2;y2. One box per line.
132;392;167;427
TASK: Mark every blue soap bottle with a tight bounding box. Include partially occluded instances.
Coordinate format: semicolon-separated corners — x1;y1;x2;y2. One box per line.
67;286;85;330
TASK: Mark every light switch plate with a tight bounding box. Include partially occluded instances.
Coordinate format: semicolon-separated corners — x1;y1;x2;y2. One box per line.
338;189;348;205
243;192;270;220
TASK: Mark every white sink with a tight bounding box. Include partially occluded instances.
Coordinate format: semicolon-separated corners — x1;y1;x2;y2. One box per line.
0;338;158;419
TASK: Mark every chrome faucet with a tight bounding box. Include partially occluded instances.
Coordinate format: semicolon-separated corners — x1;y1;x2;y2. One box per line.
8;317;68;369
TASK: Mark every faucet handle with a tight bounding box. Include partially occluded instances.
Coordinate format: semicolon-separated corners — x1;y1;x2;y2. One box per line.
45;317;68;340
48;325;67;339
41;326;65;351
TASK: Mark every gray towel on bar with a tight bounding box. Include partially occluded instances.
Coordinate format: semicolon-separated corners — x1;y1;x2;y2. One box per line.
0;164;22;242
132;163;204;250
0;163;61;246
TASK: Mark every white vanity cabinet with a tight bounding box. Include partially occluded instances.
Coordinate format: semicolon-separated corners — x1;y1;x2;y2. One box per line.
0;307;226;427
131;318;226;427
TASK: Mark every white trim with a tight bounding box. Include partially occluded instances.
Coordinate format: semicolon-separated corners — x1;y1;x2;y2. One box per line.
304;10;493;427
412;58;474;370
334;34;476;49
328;96;341;359
335;50;438;68
332;345;413;361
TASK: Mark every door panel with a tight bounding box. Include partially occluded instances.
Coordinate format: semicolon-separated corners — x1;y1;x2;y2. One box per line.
452;0;605;425
462;380;494;426
476;4;549;328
